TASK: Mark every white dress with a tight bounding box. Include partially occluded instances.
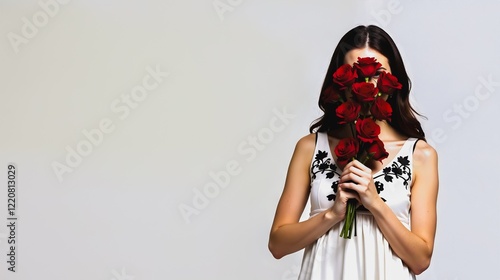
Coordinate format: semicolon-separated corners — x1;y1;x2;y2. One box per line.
298;132;418;280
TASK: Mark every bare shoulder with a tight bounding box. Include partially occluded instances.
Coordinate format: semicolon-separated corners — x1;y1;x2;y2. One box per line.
413;140;438;166
286;133;317;176
295;133;317;154
412;140;439;188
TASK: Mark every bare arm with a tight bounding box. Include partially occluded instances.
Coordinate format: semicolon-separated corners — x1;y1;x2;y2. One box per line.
339;140;439;274
372;141;438;274
268;134;357;259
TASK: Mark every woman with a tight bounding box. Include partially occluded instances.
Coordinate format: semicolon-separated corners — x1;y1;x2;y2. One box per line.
268;25;438;279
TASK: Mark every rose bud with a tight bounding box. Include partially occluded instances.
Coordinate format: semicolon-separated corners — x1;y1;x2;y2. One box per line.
333;64;358;90
355;118;381;143
354;57;382;78
320;85;342;104
352;82;378;103
370;97;393;121
377;71;402;94
367;138;389;162
336;100;361;124
334;137;359;167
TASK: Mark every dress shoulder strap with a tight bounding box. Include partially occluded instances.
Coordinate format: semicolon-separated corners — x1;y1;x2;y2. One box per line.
408;137;420;154
315;132;330;153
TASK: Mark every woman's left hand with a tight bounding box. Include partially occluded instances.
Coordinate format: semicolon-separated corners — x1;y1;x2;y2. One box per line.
339;159;382;210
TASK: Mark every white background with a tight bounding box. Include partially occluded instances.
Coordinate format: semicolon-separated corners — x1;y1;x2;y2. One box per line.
1;0;499;279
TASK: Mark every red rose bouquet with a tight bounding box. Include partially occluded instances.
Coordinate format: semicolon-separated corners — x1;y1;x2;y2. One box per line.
325;57;402;238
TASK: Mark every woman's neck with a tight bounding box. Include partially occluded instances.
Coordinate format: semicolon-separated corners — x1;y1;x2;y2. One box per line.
376;120;406;142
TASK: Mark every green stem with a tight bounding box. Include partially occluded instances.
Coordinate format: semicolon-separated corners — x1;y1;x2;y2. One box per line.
349;122;356;139
360;152;372;165
340;200;357;239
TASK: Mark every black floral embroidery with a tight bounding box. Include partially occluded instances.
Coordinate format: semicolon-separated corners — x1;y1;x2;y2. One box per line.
311;150;338;180
374;181;386;202
327;181;339;201
374;155;412;189
311;150;341;201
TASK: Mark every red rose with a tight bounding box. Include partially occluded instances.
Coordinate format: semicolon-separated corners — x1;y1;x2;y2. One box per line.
354;57;382;78
367;139;389;162
336;100;361;124
355;118;380;143
370;97;393;121
377;71;402;94
334;137;359;167
320;85;341;103
351;82;378;102
333;64;358;90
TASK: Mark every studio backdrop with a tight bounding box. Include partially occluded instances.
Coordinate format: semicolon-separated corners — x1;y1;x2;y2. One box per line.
0;0;499;279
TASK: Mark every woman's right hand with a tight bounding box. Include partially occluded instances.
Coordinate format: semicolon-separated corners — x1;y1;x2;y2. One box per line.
329;185;360;221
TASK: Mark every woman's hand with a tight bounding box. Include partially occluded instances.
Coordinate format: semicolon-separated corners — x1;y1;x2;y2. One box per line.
338;159;382;211
330;181;360;220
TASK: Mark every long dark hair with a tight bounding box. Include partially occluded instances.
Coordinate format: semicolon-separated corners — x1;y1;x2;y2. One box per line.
310;25;426;140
